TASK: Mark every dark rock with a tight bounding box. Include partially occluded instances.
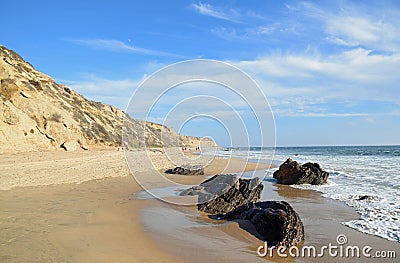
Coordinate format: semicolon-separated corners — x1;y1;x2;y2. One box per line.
181;174;264;215
182;174;305;247
273;158;329;185
20;90;30;98
60;140;78;151
63;87;72;94
28;79;42;91
165;165;204;175
218;201;304;247
357;195;372;201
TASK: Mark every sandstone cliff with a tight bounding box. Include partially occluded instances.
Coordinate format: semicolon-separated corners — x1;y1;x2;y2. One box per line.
0;46;216;153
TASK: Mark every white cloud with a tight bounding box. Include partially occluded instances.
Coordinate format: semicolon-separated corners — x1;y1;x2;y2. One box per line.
249;25;279;35
63;45;400;120
327;15;400;52
61;75;139;94
232;47;400;117
63;0;400;120
67;38;187;58
273;111;370;118
245;10;266;20
59;75;141;110
191;2;270;25
290;1;400;52
211;23;289;41
214;2;400;54
191;2;240;23
210;27;242;40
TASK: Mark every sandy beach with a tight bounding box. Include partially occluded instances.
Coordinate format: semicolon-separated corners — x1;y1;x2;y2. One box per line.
2;1;400;261
0;149;269;262
0;149;398;262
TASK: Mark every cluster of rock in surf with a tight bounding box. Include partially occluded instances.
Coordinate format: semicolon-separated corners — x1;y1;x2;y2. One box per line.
180;158;330;248
273;158;329;185
165;165;204;176
181;174;305;247
181;174;263;215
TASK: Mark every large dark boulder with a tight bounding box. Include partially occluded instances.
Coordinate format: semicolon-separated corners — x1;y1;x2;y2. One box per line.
182;174;306;247
181;174;263;214
165;165;204;175
219;201;304;247
273;158;328;185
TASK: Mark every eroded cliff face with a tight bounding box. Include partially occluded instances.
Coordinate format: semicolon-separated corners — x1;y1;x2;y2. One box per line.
0;46;216;153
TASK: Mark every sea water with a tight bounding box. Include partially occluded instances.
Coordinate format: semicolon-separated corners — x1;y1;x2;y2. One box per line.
207;145;400;243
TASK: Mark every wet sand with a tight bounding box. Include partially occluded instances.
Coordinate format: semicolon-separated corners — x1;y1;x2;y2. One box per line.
0;175;189;262
140;170;400;263
0;150;398;262
0;149;270;262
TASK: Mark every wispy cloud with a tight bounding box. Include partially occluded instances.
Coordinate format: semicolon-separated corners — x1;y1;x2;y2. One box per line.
325;16;400;52
208;2;400;118
209;1;400;53
211;24;281;40
192;2;291;40
245;10;266;20
61;74;139;94
287;1;400;52
191;2;241;23
210;27;243;40
67;38;188;58
272;109;400;118
59;74;142;110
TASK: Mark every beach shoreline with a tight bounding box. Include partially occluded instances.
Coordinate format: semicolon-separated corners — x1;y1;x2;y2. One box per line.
0;149;398;262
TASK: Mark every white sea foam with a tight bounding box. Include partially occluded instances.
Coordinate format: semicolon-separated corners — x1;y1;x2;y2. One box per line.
276;152;400;242
205;147;400;243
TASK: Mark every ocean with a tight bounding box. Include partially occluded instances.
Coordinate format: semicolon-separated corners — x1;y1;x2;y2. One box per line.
206;145;400;243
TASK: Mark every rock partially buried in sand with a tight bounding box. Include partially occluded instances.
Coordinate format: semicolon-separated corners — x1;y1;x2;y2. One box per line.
165;165;204;175
273;158;329;185
181;174;264;215
218;201;305;247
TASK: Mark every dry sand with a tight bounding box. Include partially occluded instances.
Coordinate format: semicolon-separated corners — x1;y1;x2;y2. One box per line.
0;148;269;190
0;150;398;262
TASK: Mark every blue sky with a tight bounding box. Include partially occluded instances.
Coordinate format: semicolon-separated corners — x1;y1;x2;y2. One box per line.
1;0;400;147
